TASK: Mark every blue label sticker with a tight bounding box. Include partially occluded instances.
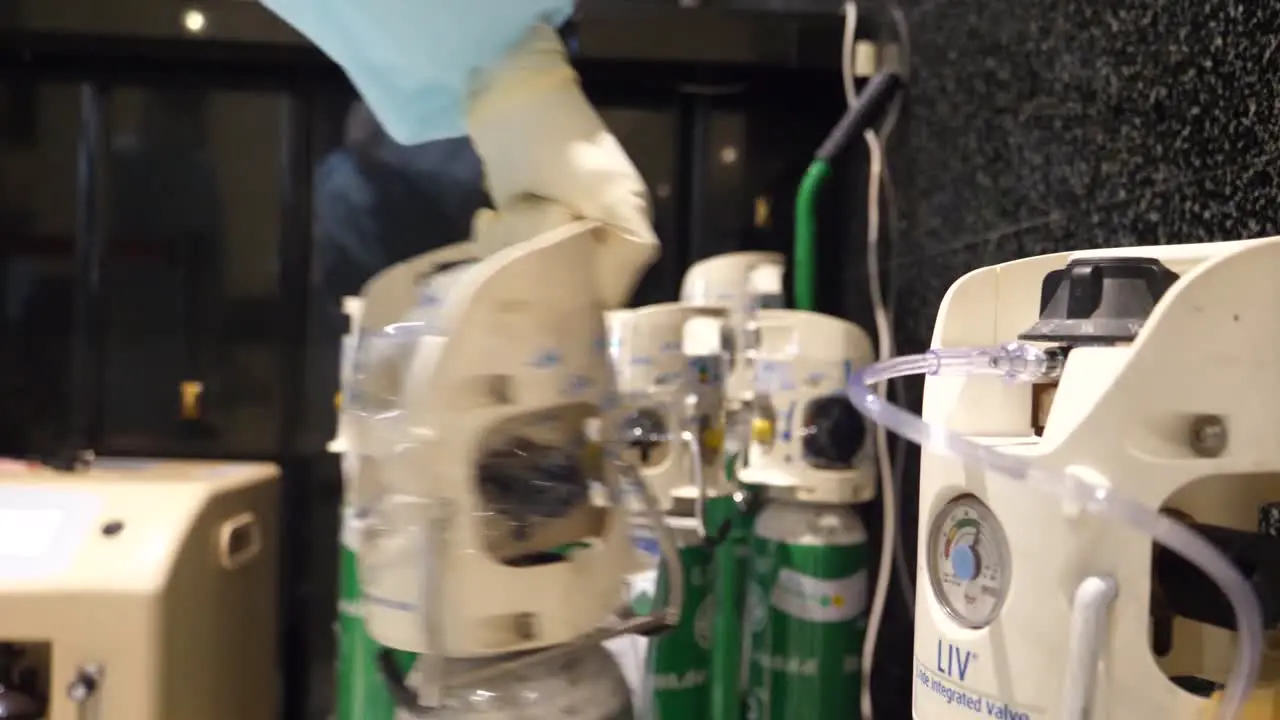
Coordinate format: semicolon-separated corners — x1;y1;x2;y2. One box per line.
563;374;594;397
530;350;563;368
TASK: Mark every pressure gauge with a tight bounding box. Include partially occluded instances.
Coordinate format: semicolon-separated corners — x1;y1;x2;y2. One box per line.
927;495;1012;629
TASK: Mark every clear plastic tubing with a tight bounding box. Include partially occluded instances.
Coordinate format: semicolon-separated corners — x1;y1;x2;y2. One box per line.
848;342;1262;719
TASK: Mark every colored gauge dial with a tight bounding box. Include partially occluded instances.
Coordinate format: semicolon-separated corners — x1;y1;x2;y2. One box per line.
927;495;1011;629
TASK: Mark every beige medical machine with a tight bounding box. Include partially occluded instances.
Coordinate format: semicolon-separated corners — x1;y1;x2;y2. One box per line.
912;239;1280;720
0;458;279;720
348;214;680;719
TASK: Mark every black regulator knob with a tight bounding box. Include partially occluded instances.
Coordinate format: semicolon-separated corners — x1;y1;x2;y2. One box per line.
801;395;864;469
1019;256;1179;344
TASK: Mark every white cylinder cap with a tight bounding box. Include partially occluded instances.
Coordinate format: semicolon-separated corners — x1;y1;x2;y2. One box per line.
683;315;725;356
748;262;785;295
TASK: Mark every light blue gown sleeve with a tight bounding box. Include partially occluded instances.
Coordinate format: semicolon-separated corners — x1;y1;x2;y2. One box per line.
261;0;575;145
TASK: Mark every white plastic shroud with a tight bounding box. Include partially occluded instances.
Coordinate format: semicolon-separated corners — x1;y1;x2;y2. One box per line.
358;221;633;659
739;308;877;505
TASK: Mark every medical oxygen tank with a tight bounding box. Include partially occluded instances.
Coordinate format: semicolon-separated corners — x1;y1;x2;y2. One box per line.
678;252;786;720
738;308;876;720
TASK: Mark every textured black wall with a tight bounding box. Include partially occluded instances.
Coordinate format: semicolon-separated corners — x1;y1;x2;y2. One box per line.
893;0;1280;351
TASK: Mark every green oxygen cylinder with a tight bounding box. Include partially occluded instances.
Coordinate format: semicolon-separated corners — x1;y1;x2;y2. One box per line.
676;252;788;720
645;516;714;719
737;307;877;720
709;490;751;720
715;454;752;720
643;493;743;720
745;501;869;720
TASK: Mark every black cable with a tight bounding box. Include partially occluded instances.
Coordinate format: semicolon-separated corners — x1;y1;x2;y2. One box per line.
377;649;438;717
816;71;905;163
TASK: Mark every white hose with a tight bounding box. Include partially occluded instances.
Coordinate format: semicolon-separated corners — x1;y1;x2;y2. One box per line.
847;343;1264;720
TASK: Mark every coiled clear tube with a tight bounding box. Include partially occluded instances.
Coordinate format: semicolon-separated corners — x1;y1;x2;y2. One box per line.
848;343;1262;719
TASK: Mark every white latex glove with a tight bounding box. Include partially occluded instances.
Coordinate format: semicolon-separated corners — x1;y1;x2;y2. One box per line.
465;24;660;310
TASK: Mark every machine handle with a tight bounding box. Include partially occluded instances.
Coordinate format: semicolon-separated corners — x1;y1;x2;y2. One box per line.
217;512;262;570
1061;576;1118;720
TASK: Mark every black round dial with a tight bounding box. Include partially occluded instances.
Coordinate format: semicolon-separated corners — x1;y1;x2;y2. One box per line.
477;437;589;541
801;395;865;469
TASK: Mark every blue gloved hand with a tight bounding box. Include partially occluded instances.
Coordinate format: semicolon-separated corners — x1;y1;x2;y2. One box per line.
260;0;574;145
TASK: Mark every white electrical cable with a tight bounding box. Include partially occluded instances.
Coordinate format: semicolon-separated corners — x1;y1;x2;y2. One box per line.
841;1;859;107
844;3;910;718
859;129;893;720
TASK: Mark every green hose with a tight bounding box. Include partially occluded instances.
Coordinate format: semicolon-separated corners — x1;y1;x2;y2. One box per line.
793;159;832;311
794;72;903;313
